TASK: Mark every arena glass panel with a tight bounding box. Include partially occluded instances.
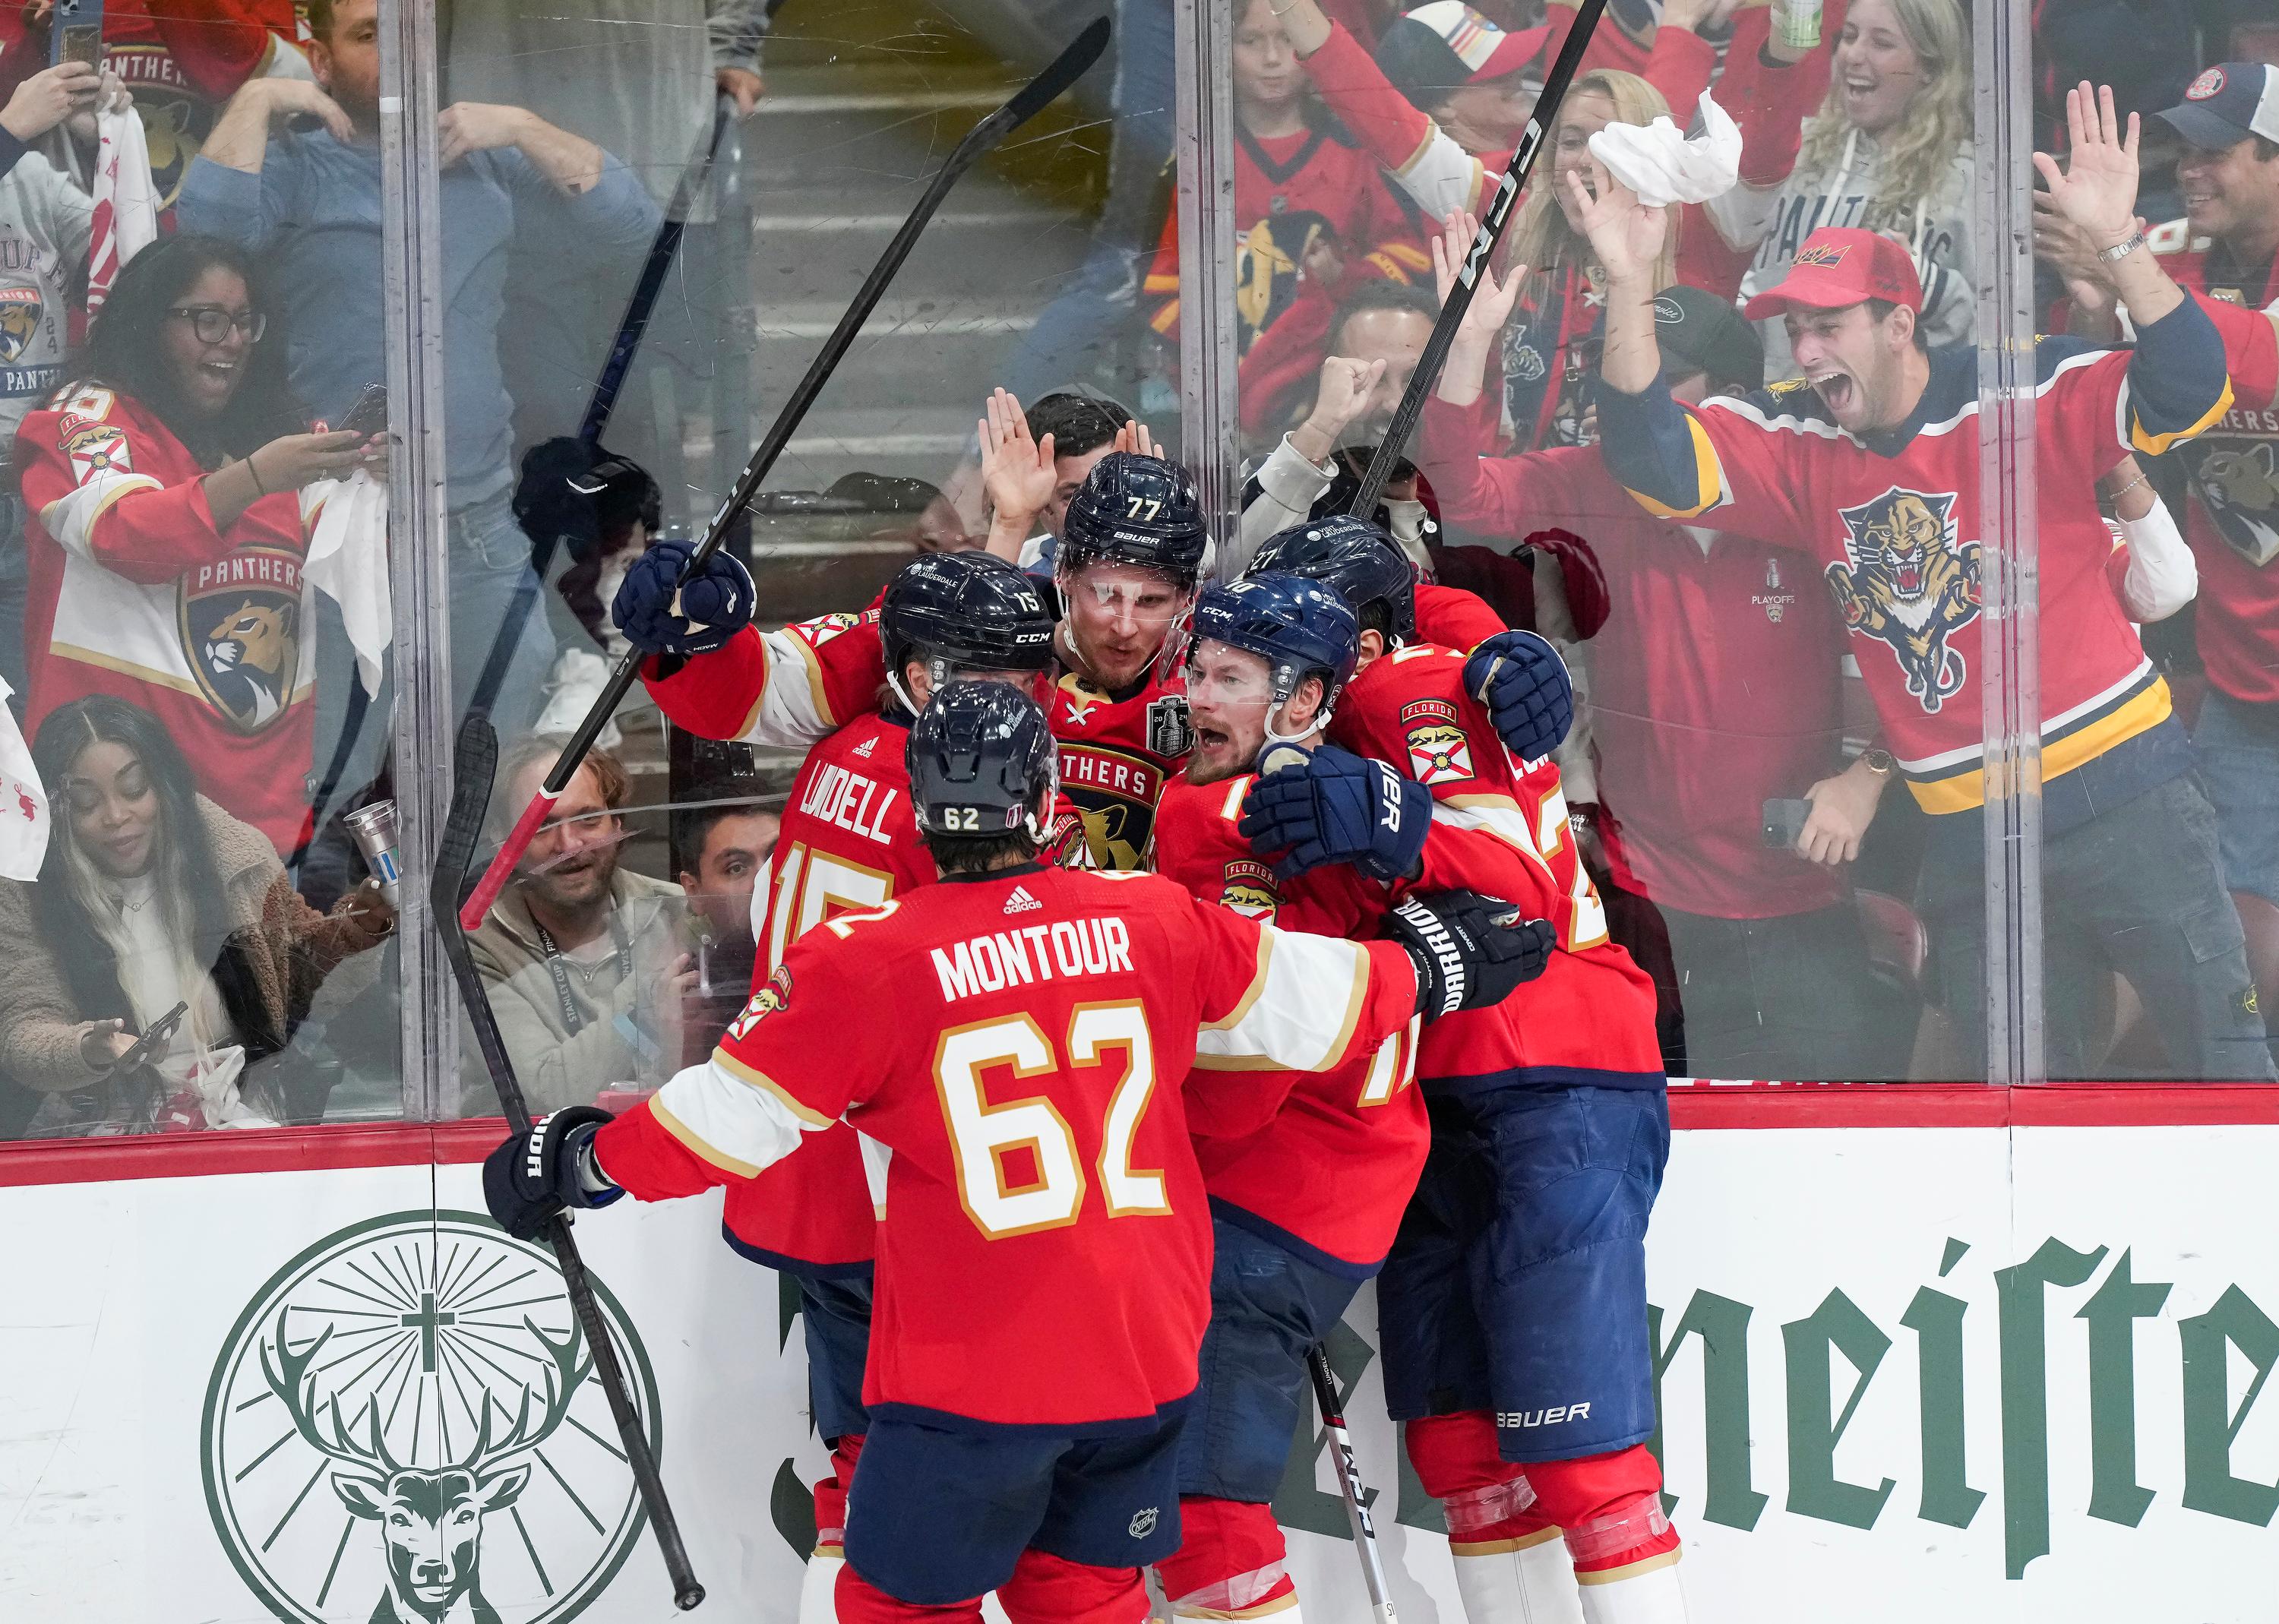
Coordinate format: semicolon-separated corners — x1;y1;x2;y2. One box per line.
0;5;408;1147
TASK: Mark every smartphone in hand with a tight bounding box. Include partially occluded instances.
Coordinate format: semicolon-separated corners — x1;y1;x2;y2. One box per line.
1762;798;1811;851
335;383;388;439
51;0;104;68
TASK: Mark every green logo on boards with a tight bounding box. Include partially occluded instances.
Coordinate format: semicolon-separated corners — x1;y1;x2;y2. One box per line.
201;1211;659;1624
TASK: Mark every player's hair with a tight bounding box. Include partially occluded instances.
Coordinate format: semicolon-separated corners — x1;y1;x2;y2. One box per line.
1329;280;1440;352
1503;70;1677;299
496;735;631;829
1023;392;1133;462
672;785;774;876
306;0;337;42
1863;297;1931;352
925;828;1039;875
2255;137;2279;164
71;234;307;464
1796;0;1971;239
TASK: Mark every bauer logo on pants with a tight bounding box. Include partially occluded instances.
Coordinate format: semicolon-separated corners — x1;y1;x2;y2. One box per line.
201;1211;660;1624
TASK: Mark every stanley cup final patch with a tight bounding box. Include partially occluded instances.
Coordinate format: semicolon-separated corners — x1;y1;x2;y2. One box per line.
1147;695;1194;759
1401;697;1475;786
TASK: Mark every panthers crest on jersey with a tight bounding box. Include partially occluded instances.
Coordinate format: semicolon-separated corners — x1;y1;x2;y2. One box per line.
1052;669;1191;870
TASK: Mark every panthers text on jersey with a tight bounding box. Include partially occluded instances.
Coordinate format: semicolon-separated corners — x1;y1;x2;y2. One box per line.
593;863;1422;1431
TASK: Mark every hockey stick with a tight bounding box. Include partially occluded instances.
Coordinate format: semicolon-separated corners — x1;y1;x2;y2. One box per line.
1347;0;1610;519
459;17;1111;931
432;714;706;1611
1308;1344;1398;1621
463;94;738;725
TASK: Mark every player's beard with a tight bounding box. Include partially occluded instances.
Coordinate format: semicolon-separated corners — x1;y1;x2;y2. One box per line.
1185;717;1260;785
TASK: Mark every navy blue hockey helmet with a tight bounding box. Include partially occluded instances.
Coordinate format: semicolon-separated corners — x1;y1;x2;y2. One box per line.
1247;513;1417;643
907;681;1059;843
882;551;1057;686
1059;452;1209;587
1189;572;1361;715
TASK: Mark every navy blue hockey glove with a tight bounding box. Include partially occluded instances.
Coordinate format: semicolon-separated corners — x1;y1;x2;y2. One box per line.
1381;890;1557;1020
1237;743;1433;881
612;539;757;657
482;1106;621;1241
1465;630;1573;763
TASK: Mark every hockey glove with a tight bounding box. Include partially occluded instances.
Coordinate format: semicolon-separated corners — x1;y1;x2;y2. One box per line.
1465;630;1573;764
1382;890;1557;1020
612;539;757;657
482;1106;623;1241
1237;744;1432;881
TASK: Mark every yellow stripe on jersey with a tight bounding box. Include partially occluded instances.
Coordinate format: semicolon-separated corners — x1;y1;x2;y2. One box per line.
711;1046;835;1126
1200;929;1273;1036
1904;673;2173;815
2130;375;2233;457
1171;1595;1302;1620
650;1095;767;1179
1620;412;1725;520
1574;1550;1685;1585
1193;928;1373;1072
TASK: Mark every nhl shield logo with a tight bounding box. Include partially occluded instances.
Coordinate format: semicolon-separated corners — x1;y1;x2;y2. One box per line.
0;285;41;364
1127;1506;1160;1539
202;1211;659;1624
1401;697;1475;786
182;549;305;733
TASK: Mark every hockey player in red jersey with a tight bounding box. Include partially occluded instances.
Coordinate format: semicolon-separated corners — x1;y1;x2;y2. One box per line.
1151;571;1556;1622
1243;516;1682;1624
483;681;1554;1622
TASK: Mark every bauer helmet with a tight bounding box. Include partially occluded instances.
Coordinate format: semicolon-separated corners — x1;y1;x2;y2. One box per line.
881;552;1057;711
907;681;1058;844
1058;451;1208;587
1188;572;1361;719
1247;513;1418;644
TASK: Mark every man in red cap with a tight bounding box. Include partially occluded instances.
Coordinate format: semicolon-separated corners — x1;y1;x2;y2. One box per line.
1578;84;2279;1082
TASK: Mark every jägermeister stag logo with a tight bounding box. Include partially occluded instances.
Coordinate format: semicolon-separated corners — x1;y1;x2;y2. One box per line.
202;1212;659;1624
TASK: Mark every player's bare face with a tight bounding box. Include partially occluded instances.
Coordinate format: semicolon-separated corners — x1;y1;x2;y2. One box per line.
2176;137;2279;245
1184;643;1279;784
1333;309;1433;441
62;738;160;880
515;762;624;914
163;267;257;418
1550;93;1620;231
1833;0;1929;138
311;0;383;125
1789;302;1904;432
1058;561;1191;693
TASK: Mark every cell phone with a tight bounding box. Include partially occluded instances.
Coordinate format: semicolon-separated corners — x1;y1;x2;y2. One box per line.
50;0;103;68
335;383;387;438
1762;798;1812;851
106;999;188;1074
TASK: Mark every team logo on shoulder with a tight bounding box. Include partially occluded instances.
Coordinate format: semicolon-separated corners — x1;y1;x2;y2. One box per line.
65;422;131;482
2187;441;2279;567
201;1211;659;1624
794;611;861;650
1401;697;1475;785
728;964;794;1041
181;548;305;733
1219;858;1281;920
1146;694;1193;759
1825;487;1979;713
0;286;41;365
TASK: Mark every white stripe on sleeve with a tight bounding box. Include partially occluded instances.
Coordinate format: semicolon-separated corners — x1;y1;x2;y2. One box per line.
1194;927;1375;1073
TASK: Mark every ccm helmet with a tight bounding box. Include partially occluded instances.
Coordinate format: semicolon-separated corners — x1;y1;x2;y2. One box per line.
1189;572;1361;722
882;552;1057;711
1059;452;1208;587
1247;513;1418;643
907;681;1059;845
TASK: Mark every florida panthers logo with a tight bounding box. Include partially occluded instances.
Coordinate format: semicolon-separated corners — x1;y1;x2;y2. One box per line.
1219;858;1281;920
1825;488;1979;714
181;551;305;734
728;964;793;1041
0;286;41;364
1402;698;1475;785
2188;440;2279;568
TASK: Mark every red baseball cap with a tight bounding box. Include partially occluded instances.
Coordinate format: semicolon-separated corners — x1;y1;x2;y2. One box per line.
1741;228;1923;321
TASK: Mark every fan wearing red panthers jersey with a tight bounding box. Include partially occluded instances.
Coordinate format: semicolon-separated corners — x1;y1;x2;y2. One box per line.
484;681;1552;1624
617;550;1059;1624
1244;515;1680;1624
1585;85;2278;1082
1149;571;1557;1624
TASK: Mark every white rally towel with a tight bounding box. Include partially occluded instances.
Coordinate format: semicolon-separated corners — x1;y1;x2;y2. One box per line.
302;470;392;697
1587;90;1742;208
0;675;51;880
88;103;159;320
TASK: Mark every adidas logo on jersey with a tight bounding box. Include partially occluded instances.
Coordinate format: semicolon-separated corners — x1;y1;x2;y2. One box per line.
1004;885;1042;915
852;737;876;757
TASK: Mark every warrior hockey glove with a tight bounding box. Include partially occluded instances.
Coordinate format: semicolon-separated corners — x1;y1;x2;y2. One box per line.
1465;630;1573;764
613;539;757;657
482;1106;623;1241
1237;744;1432;881
1383;890;1557;1020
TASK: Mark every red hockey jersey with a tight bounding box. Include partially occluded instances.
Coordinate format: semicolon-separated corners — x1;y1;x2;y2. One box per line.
1597;292;2258;820
103;0;305;210
593;864;1423;1431
1152;772;1424;1272
18;381;330;854
2151;235;2279;704
1330;643;1665;1092
719;707;938;1278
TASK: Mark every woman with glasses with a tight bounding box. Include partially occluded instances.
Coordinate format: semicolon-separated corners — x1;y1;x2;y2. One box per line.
0;695;392;1137
13;232;378;856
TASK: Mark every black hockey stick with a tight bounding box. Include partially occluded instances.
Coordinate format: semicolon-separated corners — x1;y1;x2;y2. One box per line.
1308;1344;1398;1621
1348;0;1610;518
460;16;1111;931
433;714;706;1611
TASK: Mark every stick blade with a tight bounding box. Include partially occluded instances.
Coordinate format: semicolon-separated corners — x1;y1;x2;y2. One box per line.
998;16;1110;132
433;716;500;927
